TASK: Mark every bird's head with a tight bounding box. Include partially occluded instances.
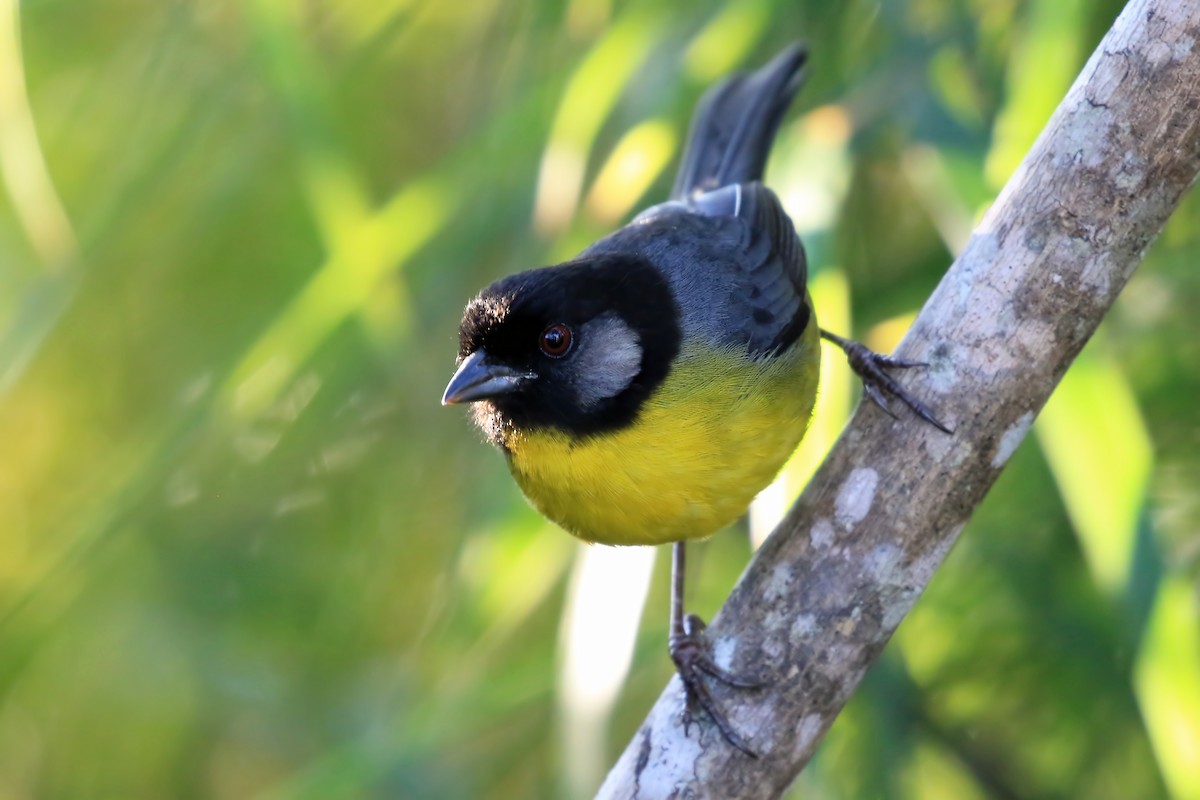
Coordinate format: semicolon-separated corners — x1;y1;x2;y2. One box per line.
443;254;680;443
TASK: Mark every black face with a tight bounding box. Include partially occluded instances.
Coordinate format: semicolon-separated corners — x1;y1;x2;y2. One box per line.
452;254;681;442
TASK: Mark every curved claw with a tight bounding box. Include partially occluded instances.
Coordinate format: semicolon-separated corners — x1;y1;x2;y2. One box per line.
669;622;763;757
862;381;897;419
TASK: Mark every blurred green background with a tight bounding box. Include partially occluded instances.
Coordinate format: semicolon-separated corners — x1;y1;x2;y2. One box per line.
2;0;1199;797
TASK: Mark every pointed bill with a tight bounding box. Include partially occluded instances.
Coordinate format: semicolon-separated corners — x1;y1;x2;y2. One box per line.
441;350;536;405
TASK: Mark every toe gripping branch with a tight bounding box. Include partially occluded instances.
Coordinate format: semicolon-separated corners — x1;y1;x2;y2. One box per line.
669;613;762;757
819;328;953;435
669;543;763;757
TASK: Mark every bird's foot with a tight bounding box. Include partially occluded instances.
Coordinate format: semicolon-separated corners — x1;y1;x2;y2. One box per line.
820;329;952;434
668;613;762;757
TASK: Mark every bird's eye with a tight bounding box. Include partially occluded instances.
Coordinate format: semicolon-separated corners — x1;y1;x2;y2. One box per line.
538;323;573;357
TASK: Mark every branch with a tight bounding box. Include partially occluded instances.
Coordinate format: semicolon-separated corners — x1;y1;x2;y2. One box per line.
598;1;1200;796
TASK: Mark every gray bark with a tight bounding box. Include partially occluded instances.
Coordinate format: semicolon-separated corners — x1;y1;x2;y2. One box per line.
597;0;1200;797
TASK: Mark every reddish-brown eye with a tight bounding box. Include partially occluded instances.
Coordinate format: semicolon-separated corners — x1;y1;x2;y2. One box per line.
539;323;573;357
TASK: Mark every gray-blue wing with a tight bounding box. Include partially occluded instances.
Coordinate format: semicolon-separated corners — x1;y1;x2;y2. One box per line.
592;182;810;357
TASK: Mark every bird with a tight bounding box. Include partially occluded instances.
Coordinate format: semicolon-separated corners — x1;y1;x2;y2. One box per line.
442;43;948;756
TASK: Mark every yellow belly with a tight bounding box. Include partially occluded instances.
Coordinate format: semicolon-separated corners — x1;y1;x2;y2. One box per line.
503;321;820;545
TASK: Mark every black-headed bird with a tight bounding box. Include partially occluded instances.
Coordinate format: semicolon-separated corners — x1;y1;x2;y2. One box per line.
443;44;947;756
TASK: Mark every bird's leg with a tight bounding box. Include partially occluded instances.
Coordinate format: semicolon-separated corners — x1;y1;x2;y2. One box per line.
667;541;761;757
819;328;952;434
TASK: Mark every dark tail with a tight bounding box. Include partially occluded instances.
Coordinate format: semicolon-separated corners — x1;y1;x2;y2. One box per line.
671;43;808;200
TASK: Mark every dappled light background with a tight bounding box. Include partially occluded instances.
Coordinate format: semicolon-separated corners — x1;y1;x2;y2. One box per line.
2;0;1199;797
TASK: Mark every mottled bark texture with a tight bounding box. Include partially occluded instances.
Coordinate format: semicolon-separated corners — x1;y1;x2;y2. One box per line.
598;1;1200;797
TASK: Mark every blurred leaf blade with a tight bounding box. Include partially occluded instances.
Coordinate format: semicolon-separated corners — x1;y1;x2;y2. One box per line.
0;1;1195;797
1135;575;1200;800
1036;345;1153;594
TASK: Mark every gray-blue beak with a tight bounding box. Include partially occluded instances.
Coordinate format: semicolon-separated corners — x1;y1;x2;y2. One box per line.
441;350;536;405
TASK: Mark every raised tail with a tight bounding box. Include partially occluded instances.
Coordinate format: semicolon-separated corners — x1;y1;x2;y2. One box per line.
671;43;808;200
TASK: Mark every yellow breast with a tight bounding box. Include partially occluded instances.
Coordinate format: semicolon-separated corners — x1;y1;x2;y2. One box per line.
502;320;820;545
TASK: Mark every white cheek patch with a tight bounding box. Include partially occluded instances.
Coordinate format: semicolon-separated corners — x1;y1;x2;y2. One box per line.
572;314;643;408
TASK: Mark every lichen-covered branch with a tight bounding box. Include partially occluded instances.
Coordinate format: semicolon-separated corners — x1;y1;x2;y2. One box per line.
598;1;1200;797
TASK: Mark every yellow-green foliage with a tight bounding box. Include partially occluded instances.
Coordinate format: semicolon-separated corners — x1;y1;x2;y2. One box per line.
0;0;1196;798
